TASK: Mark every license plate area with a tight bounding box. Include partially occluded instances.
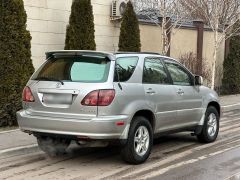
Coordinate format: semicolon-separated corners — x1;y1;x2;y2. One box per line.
42;93;73;105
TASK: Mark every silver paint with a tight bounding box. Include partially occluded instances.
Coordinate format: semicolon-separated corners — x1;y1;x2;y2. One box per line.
17;51;220;140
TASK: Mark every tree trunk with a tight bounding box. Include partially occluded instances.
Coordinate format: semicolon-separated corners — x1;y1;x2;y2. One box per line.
211;29;218;90
161;17;166;55
161;0;168;55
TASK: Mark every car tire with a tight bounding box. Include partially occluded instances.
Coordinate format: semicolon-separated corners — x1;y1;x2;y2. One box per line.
37;137;70;156
197;106;220;143
121;116;153;164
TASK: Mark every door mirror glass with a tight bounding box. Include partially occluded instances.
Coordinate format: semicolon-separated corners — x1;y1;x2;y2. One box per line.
195;75;203;86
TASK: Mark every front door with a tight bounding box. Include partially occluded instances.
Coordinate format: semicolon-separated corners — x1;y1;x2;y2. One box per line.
164;60;203;127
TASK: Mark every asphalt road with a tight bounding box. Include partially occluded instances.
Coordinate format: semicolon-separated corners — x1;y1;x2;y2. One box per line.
0;110;240;180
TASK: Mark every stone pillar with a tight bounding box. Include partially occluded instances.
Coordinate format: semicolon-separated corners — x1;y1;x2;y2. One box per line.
193;20;204;75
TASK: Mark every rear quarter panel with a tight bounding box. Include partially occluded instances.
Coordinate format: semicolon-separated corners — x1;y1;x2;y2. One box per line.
97;55;154;124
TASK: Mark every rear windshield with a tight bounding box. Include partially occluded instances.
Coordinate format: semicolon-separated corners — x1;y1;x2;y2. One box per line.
32;56;111;83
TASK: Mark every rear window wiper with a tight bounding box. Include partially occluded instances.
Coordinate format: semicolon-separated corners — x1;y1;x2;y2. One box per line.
35;76;64;85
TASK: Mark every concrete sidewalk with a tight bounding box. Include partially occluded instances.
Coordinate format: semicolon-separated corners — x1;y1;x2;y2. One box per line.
0;129;36;151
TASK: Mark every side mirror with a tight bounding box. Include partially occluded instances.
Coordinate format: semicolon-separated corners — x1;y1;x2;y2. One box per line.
195;75;203;86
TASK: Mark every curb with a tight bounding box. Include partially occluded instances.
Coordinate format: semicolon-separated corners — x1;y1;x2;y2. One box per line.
0;144;38;155
0;129;19;134
225;172;240;180
222;103;240;112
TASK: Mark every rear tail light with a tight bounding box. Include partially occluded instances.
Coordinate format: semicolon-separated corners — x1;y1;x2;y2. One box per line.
98;89;115;106
81;89;115;106
23;86;35;102
81;90;99;106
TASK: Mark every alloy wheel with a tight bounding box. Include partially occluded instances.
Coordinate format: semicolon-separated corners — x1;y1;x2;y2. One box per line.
134;126;150;156
207;113;217;137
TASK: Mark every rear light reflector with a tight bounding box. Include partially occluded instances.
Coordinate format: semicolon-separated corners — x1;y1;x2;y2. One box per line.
81;89;115;106
23;86;35;102
116;121;125;126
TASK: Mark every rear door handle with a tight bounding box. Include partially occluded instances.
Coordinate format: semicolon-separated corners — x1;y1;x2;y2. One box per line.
177;89;184;95
146;88;156;95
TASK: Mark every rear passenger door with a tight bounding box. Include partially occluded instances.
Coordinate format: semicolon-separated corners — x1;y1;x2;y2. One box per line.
164;60;203;126
142;57;179;132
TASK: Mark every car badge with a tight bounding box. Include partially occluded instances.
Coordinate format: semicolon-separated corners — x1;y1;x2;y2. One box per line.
56;82;62;88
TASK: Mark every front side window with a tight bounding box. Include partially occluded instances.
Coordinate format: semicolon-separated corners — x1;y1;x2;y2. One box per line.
165;62;192;86
143;58;169;84
32;56;110;83
114;56;139;82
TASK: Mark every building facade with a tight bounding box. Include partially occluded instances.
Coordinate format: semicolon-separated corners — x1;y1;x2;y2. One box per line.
23;0;225;85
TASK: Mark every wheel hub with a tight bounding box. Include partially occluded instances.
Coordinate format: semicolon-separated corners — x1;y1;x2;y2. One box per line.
207;113;217;137
134;126;150;156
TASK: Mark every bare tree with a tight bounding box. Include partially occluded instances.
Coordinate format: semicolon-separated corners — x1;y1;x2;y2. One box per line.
180;0;240;89
179;52;211;86
132;0;194;55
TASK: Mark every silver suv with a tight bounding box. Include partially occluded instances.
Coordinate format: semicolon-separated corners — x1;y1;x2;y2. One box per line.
17;50;220;164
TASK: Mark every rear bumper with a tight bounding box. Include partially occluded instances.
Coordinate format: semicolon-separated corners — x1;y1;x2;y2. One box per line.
17;110;130;140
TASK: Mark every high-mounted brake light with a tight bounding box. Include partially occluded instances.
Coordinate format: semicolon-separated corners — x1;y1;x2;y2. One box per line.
81;89;115;106
23;86;35;102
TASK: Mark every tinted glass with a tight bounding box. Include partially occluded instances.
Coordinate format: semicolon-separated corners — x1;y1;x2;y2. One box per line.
32;56;110;83
114;57;138;82
143;58;169;84
165;62;191;86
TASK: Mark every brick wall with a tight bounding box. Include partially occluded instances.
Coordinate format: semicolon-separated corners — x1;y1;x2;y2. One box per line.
23;0;72;68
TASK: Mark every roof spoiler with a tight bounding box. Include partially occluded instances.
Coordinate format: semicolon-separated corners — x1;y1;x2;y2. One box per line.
45;50;115;60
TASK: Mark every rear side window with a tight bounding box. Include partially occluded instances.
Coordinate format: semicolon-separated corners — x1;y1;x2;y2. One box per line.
114;57;138;82
32;56;110;83
143;58;169;84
